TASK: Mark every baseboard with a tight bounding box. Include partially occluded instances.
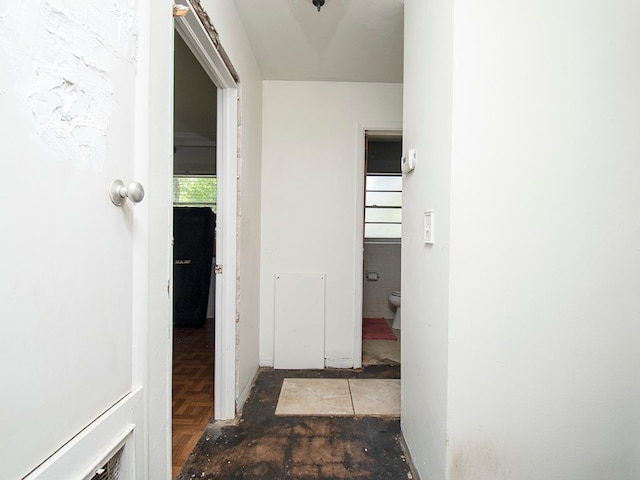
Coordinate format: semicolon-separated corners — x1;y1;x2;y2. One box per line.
259;357;274;367
325;357;354;369
262;357;354;368
398;428;424;480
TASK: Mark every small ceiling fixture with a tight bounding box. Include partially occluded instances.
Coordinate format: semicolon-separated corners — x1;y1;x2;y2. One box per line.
312;0;325;12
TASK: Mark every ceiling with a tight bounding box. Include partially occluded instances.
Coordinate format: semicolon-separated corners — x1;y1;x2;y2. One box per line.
174;33;217;142
233;0;404;83
173;0;404;174
174;33;217;174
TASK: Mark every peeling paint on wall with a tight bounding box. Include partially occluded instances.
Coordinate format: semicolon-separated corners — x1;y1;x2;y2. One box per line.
0;0;138;171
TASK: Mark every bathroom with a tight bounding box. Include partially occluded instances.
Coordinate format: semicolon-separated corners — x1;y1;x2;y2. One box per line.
362;135;402;363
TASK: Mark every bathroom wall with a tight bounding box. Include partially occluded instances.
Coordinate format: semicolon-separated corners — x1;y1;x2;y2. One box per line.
363;243;401;319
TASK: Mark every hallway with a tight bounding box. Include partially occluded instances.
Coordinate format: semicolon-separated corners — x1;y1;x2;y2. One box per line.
176;366;413;479
172;318;407;479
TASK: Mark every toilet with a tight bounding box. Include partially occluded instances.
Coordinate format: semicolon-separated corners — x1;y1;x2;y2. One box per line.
388;291;401;330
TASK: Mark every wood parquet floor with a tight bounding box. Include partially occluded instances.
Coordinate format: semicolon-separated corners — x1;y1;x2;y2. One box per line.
172;319;214;479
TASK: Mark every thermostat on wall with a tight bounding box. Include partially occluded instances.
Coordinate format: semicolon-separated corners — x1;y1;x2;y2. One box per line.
401;148;416;173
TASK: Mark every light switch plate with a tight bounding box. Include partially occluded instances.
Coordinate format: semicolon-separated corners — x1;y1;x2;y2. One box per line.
424;211;434;244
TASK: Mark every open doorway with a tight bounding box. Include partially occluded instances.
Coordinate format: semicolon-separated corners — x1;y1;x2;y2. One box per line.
164;4;239;477
171;31;218;477
361;133;403;367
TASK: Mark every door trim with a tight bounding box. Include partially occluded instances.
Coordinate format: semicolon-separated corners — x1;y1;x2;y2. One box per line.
214;88;238;420
175;2;238;420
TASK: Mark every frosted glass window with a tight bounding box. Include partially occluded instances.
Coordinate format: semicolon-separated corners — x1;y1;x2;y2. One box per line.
365;174;401;239
365;208;402;223
365;191;402;207
366;176;402;191
365;223;402;238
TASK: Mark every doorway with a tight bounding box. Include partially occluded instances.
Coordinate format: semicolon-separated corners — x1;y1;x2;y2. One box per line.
171;31;218;477
171;7;239;477
360;131;403;367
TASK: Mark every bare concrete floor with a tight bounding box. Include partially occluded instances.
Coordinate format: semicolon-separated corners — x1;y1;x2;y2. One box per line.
177;366;414;480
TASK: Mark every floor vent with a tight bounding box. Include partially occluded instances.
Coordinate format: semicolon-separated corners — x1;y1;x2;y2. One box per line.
89;446;124;480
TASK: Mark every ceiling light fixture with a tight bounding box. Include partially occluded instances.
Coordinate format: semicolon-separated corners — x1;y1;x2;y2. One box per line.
312;0;325;12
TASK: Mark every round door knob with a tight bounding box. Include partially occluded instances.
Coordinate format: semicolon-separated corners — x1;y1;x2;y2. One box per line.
109;179;145;206
126;182;145;203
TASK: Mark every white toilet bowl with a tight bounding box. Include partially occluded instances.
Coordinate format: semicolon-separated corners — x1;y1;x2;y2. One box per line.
388;291;401;330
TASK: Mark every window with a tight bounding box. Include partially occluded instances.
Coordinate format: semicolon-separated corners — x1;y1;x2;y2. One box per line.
365;174;401;238
173;175;217;212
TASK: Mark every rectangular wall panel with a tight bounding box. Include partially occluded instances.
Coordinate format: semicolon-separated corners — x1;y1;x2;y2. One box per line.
274;273;325;369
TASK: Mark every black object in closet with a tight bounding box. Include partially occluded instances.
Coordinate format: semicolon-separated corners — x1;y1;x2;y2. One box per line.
173;207;215;326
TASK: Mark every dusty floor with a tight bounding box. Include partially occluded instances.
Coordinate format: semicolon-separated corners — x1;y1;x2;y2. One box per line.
177;366;414;480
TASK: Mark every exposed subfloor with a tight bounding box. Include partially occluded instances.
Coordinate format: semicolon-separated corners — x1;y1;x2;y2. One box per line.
177;366;413;480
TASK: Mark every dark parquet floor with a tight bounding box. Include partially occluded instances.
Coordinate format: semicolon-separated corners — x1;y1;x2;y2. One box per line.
172;319;214;478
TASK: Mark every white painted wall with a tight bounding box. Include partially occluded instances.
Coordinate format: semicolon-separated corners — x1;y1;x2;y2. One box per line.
402;0;640;479
200;0;263;406
260;81;403;367
401;0;453;477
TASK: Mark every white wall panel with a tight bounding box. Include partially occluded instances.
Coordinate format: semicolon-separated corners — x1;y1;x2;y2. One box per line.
274;273;325;369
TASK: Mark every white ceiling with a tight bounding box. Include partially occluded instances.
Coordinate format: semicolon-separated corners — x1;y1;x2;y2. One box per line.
233;0;404;83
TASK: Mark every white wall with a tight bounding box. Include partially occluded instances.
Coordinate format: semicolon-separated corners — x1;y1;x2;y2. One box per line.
200;0;263;405
401;0;454;477
260;81;403;367
402;0;640;479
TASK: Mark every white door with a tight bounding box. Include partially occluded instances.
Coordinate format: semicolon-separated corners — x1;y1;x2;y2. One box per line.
0;2;146;478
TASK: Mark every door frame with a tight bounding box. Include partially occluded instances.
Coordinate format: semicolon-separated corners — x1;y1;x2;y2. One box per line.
353;121;403;368
174;3;238;420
